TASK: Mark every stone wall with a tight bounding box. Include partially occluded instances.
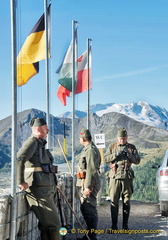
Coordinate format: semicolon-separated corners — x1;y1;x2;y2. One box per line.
0;172;105;240
0;190;39;240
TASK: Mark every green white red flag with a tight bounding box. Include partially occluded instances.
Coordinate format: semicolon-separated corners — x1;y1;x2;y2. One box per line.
57;48;92;106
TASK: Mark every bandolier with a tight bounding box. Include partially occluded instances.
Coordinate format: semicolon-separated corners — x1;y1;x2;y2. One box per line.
104;128;140;231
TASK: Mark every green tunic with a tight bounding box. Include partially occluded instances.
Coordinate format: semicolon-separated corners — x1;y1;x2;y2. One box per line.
104;142;140;179
76;141;101;239
104;142;140;204
17;135;60;233
76;141;101;206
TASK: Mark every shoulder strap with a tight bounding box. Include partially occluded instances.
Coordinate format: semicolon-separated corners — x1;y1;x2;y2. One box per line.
127;143;134;154
35;138;45;164
113;142;117;152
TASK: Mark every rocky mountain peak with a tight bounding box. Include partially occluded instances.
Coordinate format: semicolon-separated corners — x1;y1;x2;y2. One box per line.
59;101;168;130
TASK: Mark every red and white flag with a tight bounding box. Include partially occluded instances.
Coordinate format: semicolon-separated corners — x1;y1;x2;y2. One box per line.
75;49;92;94
57;48;92;106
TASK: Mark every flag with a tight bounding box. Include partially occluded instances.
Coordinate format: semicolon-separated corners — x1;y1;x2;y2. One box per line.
17;5;51;86
57;30;77;92
57;47;92;105
57;85;71;106
76;48;92;94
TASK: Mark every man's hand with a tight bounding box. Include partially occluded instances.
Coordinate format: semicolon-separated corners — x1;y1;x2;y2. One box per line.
83;188;92;197
19;182;29;191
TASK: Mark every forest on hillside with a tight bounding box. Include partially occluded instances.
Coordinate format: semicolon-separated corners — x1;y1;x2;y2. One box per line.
132;157;161;202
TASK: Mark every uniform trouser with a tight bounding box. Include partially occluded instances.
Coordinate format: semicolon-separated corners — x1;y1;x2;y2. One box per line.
81;201;98;240
40;229;61;240
109;178;133;228
26;185;61;239
80;188;99;240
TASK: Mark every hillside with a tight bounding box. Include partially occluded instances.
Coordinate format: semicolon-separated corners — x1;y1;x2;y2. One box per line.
0;108;168;166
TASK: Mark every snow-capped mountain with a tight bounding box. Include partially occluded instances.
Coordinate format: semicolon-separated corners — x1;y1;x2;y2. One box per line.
1;107;168;169
59;101;168;130
95;101;168;129
58;110;87;119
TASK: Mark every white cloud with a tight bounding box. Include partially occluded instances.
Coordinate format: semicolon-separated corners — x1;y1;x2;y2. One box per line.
96;64;168;81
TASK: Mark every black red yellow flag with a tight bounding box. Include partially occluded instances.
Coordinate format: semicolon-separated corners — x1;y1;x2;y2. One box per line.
17;5;50;86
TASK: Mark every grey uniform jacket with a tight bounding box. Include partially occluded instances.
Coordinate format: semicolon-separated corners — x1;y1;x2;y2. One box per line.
76;142;101;191
17;135;55;187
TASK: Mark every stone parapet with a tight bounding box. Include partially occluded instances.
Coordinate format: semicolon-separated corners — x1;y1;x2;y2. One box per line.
0;172;105;240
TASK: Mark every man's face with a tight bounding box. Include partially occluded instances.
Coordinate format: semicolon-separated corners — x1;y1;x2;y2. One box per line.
117;136;127;145
38;125;49;139
80;137;85;146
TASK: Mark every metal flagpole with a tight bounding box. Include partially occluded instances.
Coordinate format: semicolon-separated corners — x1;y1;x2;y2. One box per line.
63;122;67;156
10;0;18;239
44;0;50;148
87;39;92;130
72;20;78;228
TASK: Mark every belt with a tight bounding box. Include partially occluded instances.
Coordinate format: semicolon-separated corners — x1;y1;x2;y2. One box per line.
25;167;43;172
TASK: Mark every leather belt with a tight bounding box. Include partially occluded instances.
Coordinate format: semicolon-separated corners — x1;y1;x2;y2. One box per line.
25;167;43;172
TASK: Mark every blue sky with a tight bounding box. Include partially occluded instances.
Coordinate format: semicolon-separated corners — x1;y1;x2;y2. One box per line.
0;0;168;120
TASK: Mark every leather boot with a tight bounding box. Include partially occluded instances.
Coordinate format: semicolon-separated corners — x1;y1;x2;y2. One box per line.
40;230;49;240
111;204;118;230
48;230;61;240
122;203;130;230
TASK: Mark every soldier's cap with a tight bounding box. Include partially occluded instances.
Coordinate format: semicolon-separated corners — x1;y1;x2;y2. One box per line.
30;117;47;127
79;129;91;138
117;128;127;137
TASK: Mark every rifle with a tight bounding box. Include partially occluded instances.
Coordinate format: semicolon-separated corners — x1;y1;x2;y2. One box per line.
56;183;65;226
57;186;90;240
57;138;90;238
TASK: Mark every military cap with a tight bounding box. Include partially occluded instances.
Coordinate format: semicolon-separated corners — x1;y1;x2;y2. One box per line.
79;129;91;138
117;128;127;137
30;117;47;127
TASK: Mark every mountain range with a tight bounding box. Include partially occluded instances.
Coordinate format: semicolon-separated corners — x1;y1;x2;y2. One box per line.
59;101;168;130
1;102;168;169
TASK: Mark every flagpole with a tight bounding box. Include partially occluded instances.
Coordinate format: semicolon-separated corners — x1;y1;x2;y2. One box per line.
87;39;92;130
72;20;78;228
44;0;50;147
10;0;18;239
63;122;67;155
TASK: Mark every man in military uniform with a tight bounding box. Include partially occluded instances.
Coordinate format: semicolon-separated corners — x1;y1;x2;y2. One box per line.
17;118;61;240
104;128;140;231
76;129;101;240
